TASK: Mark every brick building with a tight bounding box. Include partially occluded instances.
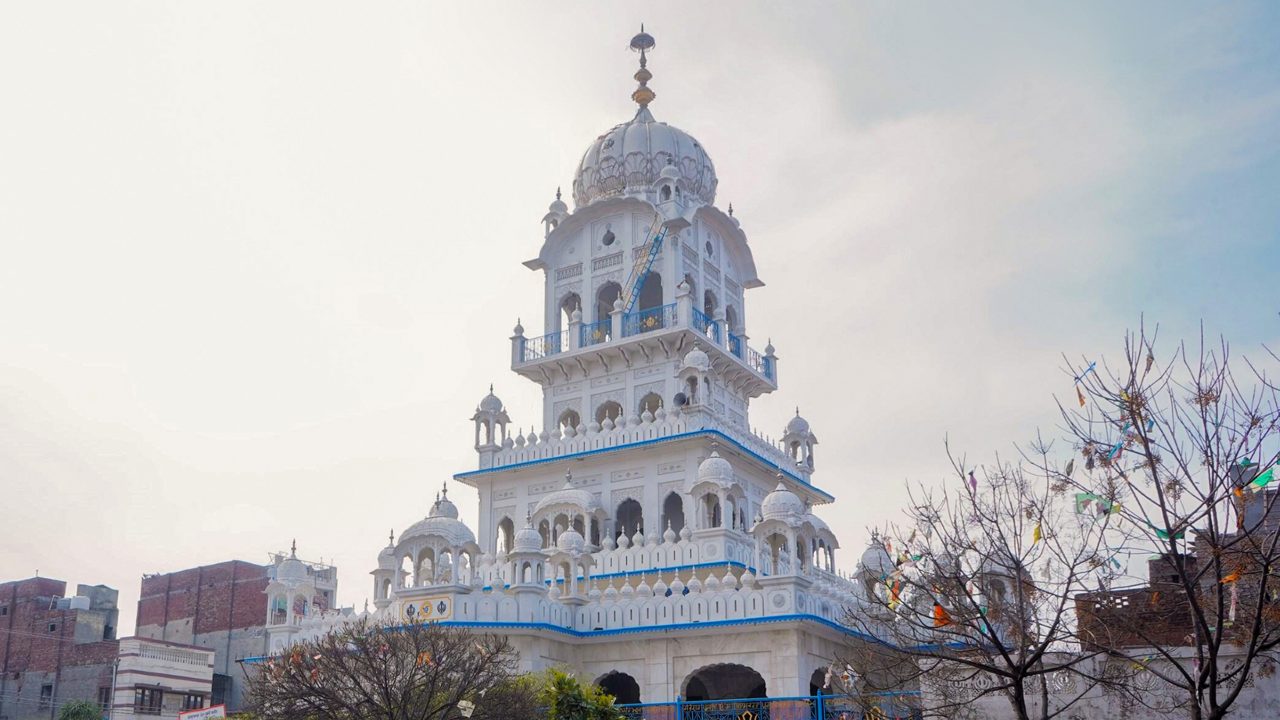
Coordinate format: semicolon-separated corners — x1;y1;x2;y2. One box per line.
134;549;337;711
0;577;213;720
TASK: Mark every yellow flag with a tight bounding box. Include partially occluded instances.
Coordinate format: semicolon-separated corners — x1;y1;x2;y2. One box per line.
1033;524;1043;544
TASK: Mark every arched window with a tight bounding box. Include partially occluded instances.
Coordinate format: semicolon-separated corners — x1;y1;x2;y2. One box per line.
269;595;287;625
596;282;622;325
703;290;717;318
616;499;644;538
400;556;414;588
638;392;663;417
725;304;739;333
660;185;672;202
558;409;581;432
683;273;697;297
662;492;685;535
559;293;581;331
595;400;623;425
597;672;641;704
637;272;663;313
538;520;551;548
496;517;515;554
703;495;722;528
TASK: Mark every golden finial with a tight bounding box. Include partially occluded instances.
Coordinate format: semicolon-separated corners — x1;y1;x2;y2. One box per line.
629;25;656;108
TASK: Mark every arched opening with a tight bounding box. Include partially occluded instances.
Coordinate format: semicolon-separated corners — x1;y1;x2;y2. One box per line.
767;533;787;573
595;400;623;426
589;517;600;546
558;409;581;432
637;272;664;313
661;492;686;535
400;555;414;587
683;273;697;297
660;185;672;202
597;671;641;705
538;520;551;548
378;578;391;600
683;664;767;701
703;290;717;318
703;494;722;528
725;304;739;334
496;517;515;554
559;293;581;331
269;594;287;625
809;669;829;696
596;282;622;325
417;548;436;585
638;392;663;417
292;594;308;619
615;498;644;539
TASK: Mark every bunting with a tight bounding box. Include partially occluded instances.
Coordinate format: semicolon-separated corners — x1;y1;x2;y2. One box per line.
933;603;952;627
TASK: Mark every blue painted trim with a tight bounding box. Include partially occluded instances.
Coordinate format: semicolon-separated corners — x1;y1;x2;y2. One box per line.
424;613;881;642
617;691;921;709
455;429;834;502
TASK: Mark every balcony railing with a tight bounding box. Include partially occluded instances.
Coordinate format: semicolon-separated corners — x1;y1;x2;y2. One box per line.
623;303;676;337
522;330;567;361
516;303;774;384
692;307;720;343
580;319;611;347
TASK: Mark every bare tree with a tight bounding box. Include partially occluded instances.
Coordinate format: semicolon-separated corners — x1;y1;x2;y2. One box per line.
245;616;539;720
1058;325;1280;720
843;444;1130;720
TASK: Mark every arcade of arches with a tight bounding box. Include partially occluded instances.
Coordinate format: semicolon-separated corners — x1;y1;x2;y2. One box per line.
593;665;768;704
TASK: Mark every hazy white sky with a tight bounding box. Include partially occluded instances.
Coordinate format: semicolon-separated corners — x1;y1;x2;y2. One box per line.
2;3;1278;633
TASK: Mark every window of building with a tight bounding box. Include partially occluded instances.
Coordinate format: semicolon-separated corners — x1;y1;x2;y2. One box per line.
40;684;53;708
602;226;616;246
135;688;163;715
99;687;113;710
0;605;8;616
182;694;205;711
47;622;58;633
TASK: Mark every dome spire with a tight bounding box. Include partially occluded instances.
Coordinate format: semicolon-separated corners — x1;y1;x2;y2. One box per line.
629;25;656;109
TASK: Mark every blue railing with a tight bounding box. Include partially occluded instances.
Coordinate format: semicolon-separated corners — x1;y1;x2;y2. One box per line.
728;331;744;359
580;318;612;346
692;307;720;343
521;330;567;362
616;694;921;720
747;345;774;380
623;303;677;337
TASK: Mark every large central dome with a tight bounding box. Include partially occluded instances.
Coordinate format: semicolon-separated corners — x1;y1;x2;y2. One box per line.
571;107;718;209
570;28;717;209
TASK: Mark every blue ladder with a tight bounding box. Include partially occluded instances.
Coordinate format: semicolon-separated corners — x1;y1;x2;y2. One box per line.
621;216;667;315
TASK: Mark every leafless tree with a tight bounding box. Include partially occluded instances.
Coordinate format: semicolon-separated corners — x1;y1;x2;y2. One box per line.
1056;324;1280;720
245;616;539;720
842;443;1133;720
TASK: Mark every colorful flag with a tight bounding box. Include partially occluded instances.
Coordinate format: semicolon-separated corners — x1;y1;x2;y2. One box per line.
1077;386;1087;408
1249;467;1276;492
1033;524;1043;544
933;604;952;627
968;470;978;492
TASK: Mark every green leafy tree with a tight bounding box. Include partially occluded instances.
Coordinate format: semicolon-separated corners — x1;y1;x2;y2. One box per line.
57;700;103;720
539;669;622;720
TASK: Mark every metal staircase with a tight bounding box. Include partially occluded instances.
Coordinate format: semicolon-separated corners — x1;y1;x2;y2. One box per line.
621;216;667;315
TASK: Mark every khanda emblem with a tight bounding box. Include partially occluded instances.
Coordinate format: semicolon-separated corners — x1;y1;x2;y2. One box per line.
404;603;416;619
437;600;448;615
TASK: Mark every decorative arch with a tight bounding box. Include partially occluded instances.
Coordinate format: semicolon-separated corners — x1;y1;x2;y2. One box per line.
596;671;641;704
725;304;739;333
596;282;622;325
637;392;663;417
637;272;664;313
683;663;767;701
703;289;718;318
496;517;515;555
557;408;581;432
661;492;686;535
559;292;582;331
615;498;644;538
595;400;624;426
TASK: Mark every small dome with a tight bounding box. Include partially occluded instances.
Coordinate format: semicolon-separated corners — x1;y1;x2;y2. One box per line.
803;513;831;534
785;409;811;436
513;523;543;553
682;348;711;372
430;488;459;520
557;528;586;553
697;451;733;484
377;543;398;570
761;481;805;521
548;187;568;215
659;159;681;181
277;556;307;583
860;543;894;577
479;386;504;413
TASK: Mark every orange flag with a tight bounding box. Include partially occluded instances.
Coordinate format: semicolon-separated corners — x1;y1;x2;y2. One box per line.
933;604;952;627
416;651;433;667
1077;386;1087;407
1222;570;1241;585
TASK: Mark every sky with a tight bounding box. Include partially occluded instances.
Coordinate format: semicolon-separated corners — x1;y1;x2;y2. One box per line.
1;3;1278;634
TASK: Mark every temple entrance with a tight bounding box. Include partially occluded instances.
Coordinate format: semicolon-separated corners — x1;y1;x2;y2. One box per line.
597;671;641;704
683;663;767;701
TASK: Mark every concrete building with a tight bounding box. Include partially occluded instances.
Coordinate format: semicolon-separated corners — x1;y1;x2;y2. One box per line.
135;548;336;711
0;577;213;720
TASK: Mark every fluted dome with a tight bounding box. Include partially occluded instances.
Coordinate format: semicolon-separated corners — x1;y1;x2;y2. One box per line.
513;523;543;553
479;389;504;413
860;543;894;576
697;451;733;484
572;107;717;209
430;488;459;520
786;410;811;436
377;543;398;570
277;556;307;583
557;528;586;553
761;481;805;521
401;503;477;548
535;477;603;515
682;348;711;372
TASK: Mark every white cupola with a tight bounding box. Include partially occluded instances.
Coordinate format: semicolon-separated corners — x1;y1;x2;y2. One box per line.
471;384;510;450
781;408;818;471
